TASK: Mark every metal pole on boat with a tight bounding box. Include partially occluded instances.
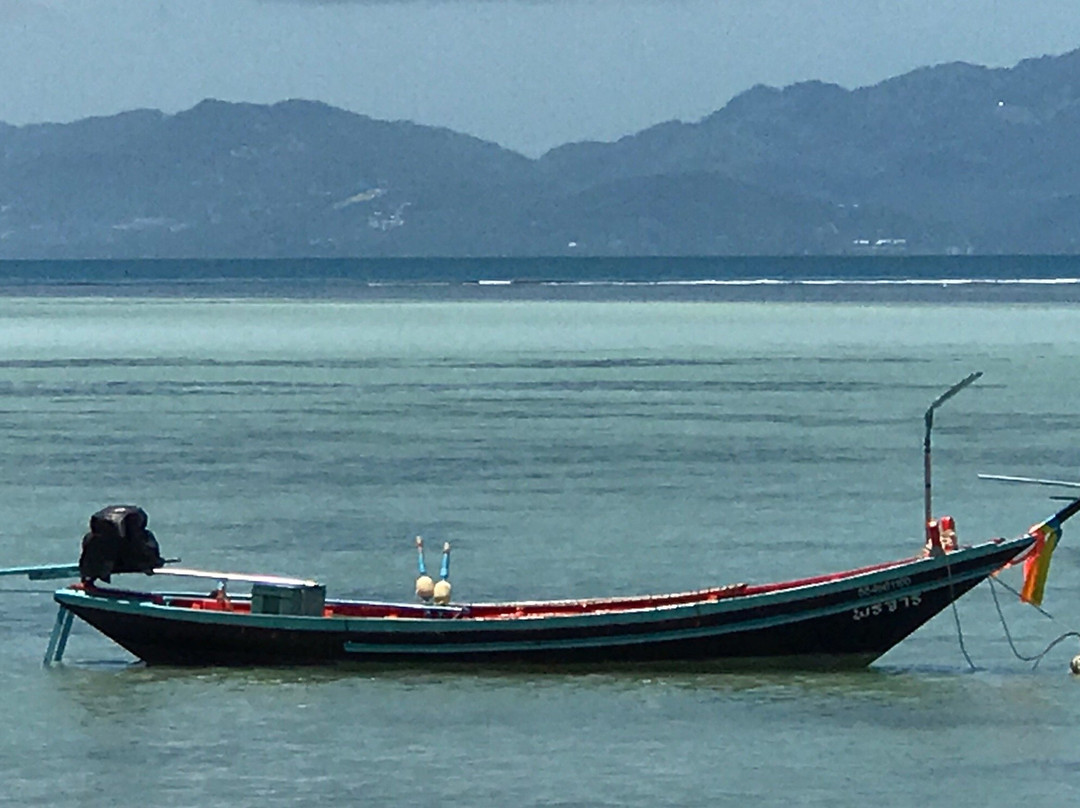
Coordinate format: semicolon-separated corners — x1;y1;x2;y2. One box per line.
415;536;435;602
978;473;1080;490
433;542;452;605
43;605;74;666
0;562;80;580
924;372;982;540
439;541;451;581
416;536;428;578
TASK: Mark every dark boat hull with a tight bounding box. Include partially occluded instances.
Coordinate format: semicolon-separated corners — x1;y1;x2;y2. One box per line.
55;537;1029;669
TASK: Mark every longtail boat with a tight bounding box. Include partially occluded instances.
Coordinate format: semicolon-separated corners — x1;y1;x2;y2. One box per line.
43;530;1060;668
3;374;1075;669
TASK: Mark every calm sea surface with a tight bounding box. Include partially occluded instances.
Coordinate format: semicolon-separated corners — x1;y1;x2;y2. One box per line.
3;257;1080;806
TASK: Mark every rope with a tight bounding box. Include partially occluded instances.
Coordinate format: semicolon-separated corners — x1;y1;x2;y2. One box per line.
988;575;1080;670
944;555;978;670
949;597;977;670
988;573;1055;619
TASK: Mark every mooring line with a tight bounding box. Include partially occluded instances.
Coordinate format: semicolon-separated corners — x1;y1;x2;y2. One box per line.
988;573;1055;619
946;557;977;671
987;576;1080;670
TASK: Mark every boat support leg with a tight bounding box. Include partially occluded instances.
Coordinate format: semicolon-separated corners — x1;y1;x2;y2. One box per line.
43;605;74;666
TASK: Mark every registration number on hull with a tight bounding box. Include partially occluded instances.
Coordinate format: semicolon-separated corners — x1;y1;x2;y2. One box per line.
852;593;922;621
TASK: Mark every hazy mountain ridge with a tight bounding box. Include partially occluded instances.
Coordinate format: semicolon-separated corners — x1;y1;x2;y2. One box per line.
3;50;1080;258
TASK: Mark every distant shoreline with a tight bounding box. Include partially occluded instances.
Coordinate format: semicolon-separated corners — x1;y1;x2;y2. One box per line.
0;255;1077;303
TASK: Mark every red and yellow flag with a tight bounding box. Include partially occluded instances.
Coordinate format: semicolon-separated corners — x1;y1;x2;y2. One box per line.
1020;519;1062;607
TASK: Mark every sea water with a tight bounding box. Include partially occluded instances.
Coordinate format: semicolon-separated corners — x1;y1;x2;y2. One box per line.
2;258;1080;806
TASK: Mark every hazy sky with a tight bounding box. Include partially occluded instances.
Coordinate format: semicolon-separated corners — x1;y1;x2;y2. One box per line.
3;0;1080;155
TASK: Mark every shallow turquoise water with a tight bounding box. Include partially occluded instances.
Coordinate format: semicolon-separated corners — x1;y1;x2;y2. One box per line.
3;292;1080;805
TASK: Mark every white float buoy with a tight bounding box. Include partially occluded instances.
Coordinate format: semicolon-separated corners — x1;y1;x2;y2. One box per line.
1070;655;1080;675
415;575;435;601
433;579;452;605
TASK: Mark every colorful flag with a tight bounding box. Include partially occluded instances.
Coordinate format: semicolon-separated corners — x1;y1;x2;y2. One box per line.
1020;519;1062;606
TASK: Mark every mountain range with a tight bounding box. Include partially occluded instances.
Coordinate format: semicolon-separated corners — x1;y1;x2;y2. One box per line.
4;48;1080;258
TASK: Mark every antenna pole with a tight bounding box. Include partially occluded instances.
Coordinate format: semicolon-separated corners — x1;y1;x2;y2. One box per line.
924;372;982;539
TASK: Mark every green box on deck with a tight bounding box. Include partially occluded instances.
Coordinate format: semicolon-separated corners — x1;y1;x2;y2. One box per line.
251;582;327;616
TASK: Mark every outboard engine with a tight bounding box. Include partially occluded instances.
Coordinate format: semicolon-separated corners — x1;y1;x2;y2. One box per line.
78;505;165;584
